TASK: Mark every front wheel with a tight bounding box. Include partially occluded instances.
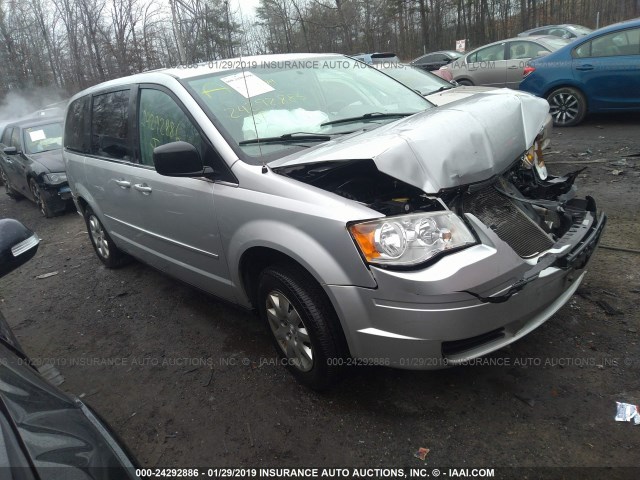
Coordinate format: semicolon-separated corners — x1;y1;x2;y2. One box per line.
84;206;131;268
547;87;587;127
29;179;55;217
457;79;474;86
258;265;347;390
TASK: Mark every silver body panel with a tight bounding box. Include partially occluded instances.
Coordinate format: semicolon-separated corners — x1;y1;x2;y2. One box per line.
64;55;601;369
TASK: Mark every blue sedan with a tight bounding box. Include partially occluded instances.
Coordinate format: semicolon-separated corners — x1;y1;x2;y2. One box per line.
520;18;640;126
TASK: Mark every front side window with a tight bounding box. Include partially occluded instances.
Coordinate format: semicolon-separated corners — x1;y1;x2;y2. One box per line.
91;90;130;160
23;123;63;154
474;44;505;62
10;128;20;150
138;89;203;167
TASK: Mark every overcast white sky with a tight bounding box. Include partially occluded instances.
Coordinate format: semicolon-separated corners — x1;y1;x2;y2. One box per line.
233;0;260;20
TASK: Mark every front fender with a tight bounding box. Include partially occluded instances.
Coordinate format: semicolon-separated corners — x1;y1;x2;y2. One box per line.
227;219;377;305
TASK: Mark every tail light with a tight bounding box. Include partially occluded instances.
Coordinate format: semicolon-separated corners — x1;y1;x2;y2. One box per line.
523;65;536;77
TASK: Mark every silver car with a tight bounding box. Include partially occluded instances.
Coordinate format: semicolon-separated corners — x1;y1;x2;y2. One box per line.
63;54;605;389
442;36;571;88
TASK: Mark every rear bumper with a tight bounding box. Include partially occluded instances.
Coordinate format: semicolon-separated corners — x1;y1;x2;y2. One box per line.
326;212;605;369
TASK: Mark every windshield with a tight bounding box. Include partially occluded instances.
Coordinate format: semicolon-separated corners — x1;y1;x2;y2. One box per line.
185;55;431;162
23;122;63;154
378;64;452;95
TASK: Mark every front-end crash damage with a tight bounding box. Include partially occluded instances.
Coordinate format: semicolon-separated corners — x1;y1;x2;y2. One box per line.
33;171;72;215
273;91;605;365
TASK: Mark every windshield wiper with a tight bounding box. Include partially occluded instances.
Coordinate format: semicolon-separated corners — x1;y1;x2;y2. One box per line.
238;132;332;146
320;112;414;127
425;86;453;95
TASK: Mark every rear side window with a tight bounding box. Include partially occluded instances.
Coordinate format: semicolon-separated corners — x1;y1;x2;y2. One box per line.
575;28;640;58
65;96;90;153
91;90;131;160
1;127;12;145
137;89;203;167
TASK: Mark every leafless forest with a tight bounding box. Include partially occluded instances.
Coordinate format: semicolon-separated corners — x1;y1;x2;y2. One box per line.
0;0;638;100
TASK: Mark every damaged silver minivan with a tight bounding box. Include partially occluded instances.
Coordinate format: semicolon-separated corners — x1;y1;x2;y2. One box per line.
63;54;605;389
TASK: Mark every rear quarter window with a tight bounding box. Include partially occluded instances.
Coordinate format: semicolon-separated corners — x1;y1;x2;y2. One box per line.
65;95;91;153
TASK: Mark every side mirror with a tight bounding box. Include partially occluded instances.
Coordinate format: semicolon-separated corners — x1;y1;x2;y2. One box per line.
3;147;17;155
0;219;40;278
450;80;460;86
153;141;205;177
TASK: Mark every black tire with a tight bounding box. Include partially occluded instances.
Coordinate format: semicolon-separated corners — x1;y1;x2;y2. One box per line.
1;168;22;199
546;87;587;127
457;79;474;86
83;206;131;268
29;179;56;218
257;265;348;390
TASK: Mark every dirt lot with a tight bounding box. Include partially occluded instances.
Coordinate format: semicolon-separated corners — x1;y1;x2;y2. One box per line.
1;112;639;476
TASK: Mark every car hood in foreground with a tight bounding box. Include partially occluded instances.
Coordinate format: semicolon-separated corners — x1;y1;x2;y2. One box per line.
0;331;138;478
271;91;549;193
29;148;65;173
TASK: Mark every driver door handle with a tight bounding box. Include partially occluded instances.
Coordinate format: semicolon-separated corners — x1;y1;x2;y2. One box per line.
133;183;152;194
576;64;594;71
115;179;131;189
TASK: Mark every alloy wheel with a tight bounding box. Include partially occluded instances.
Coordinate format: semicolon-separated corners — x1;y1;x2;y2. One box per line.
30;181;47;217
265;290;313;372
549;92;579;126
88;214;110;259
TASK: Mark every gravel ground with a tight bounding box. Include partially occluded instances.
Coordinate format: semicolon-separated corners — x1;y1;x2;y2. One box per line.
0;112;639;476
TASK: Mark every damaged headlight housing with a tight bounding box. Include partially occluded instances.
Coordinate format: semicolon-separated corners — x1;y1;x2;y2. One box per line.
348;212;476;266
43;172;67;185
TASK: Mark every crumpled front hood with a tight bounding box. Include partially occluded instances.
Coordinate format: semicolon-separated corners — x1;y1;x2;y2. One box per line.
271;92;550;193
29;148;64;173
425;85;498;106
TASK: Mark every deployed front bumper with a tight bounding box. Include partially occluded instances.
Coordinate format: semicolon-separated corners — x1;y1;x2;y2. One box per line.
326;211;606;368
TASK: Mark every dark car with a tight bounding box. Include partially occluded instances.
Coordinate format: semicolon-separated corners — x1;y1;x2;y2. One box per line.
518;24;593;39
0;116;72;217
520;18;640;126
410;50;463;71
0;218;140;479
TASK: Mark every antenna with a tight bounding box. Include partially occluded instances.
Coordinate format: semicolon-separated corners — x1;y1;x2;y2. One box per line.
235;1;266;172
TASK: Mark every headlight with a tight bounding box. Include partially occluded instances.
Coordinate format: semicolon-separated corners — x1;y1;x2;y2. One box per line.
348;211;476;266
521;139;547;180
43;172;67;184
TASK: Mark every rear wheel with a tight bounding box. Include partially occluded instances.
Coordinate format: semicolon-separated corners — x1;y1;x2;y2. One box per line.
1;168;22;199
29;179;55;217
457;79;474;86
84;206;131;268
257;265;347;390
547;87;587;127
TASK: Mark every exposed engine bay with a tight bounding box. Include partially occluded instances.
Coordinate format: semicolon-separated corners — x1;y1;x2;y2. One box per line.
274;152;592;260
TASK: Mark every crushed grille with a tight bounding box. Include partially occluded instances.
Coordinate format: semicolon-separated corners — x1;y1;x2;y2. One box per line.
464;185;554;258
